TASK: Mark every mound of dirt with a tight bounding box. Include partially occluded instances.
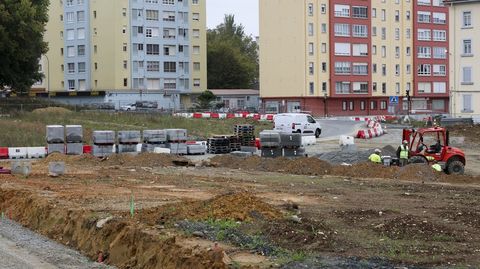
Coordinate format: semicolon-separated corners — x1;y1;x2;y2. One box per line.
262;216;334;251
32;107;72;114
210;155;332;175
141;192;283;224
332;162;401;179
317;145;397;165
378;215;459;241
394;164;439;181
41;153;190;167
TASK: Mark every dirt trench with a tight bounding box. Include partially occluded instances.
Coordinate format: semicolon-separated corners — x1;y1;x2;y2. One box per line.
0;189;229;269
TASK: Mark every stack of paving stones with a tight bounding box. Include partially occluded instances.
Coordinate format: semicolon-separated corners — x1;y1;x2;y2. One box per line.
65;125;83;155
234;124;255;147
118;131;141;154
186;142;207;155
142;130;167;153
207;136;231;154
280;132;305;158
166;129;188;155
259;130;282;158
46;125;65;154
92;131;115;157
228;136;241;152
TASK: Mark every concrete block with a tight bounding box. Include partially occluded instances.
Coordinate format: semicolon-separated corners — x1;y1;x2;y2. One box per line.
46;125;64;143
261;148;283;158
280;133;302;147
93;131;115;145
11;161;32;176
283;148;306;158
47;144;65;154
259;130;281;147
154;147;171;154
92;144;114;157
301;135;317;146
240;146;257;153
66;143;83;155
230;151;253;157
339;135;355;146
65;125;83;143
48;162;65;175
118;144;138;154
166;129;188;141
166;143;187;155
143;130;167;143
187;144;206;155
142;143;166;153
118;130;141;144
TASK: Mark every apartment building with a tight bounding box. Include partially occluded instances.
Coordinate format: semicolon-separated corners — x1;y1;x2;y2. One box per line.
445;0;480;119
32;0;206;104
259;0;449;116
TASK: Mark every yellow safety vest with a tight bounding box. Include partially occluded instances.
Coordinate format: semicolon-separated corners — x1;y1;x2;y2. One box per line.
432;164;442;172
369;153;382;163
400;145;409;159
426;156;435;161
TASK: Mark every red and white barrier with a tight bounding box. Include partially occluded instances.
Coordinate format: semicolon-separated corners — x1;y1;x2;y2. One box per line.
174;112;275;121
356;119;385;139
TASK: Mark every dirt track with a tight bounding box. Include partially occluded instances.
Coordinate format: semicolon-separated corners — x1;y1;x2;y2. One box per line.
1;152;480;268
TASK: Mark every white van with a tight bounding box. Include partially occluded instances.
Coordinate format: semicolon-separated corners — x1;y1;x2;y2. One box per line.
274;113;322;138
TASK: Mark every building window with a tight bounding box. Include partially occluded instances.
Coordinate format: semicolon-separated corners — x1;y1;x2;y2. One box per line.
352;24;368;37
406;47;411;56
309;62;314;75
66;29;74;40
395;10;400;22
68;80;75;90
433;82;446;93
406;11;410;20
417;11;431;23
193;79;200;87
308;43;314;55
395;64;400;76
381;46;386;57
463;11;472;27
193;62;200;71
372;26;376;36
77;45;85;56
396;83;400;94
418;82;432;93
395;28;400;40
372;63;377;73
336;82;350;94
372;8;376;18
352;44;368;56
164;61;176;72
146;44;160;55
352;63;368;75
335;42;351;56
192;13;200;21
433;12;446;24
360;100;366;110
418;0;431;5
321;4;326;14
146;10;159;21
123;43;127;52
352;6;368;19
77;11;85;22
164;78;178;90
322;82;327;92
193;0;199;5
463;94;473;112
417;46;431;58
372;82;377;92
417;29;431;41
146;27;159;38
308;23;314;36
67;63;75;73
395;46;400;58
349;101;354;111
352;82;368;93
380;101;387;110
77;28;85;39
342;101;348;111
123;78;128;87
370;100;377;110
406;28;411;39
67;46;75;57
381;27;386;40
334;4;350;17
406;64;411;74
308;3;314;16
321;43;326;53
382;64;386;76
66;0;74;6
433;64;446;76
382;83;386;94
372;45;377;55
66;12;74;23
146;61;159;72
334;23;350;37
163;11;175;21
463;67;472;84
381;9;386;21
433;30;446;41
334;62;351;74
418;64;431;76
193;29;200;38
78;62;86;73
322;62;327;72
193;46;200;54
309;82;314;95
321;23;327;33
463;39;472;55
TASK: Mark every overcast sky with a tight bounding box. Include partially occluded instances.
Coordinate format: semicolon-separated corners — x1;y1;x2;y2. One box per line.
206;0;259;37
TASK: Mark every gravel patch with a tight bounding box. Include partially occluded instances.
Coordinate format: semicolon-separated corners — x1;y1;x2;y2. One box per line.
0;219;114;269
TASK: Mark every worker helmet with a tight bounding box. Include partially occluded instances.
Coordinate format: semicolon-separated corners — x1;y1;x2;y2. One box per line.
374;148;381;153
403;140;408;145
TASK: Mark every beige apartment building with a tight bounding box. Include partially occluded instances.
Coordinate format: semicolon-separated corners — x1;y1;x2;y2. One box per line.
446;0;480;120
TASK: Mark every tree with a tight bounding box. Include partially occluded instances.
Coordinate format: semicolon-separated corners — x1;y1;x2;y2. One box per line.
207;15;258;89
0;0;49;94
194;90;217;110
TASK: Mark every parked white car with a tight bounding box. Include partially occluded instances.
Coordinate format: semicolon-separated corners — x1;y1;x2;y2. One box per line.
120;104;137;111
273;113;322;138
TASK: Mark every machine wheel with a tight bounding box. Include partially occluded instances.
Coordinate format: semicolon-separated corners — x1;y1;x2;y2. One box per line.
408;156;428;164
315;129;321;138
447;160;464;175
296;129;302;134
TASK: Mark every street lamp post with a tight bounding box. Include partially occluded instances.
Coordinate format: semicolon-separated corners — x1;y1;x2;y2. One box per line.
44;54;50;97
323;92;328;118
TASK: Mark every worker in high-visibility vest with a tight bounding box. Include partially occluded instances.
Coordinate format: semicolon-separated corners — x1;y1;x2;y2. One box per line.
396;140;409;167
369;149;382;164
432;163;442;172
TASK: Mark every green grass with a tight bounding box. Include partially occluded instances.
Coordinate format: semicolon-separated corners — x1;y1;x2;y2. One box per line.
0;110;271;146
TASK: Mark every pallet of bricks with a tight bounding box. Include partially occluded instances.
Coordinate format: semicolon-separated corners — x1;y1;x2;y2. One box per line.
92;131;115;158
166;129;188;155
280;133;305;157
47;125;65;154
65;125;83;155
118;131;141;154
142;130;167;153
207;135;232;154
259;130;282;158
234;124;256;152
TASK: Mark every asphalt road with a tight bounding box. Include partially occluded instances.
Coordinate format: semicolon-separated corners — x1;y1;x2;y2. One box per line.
0;219;113;269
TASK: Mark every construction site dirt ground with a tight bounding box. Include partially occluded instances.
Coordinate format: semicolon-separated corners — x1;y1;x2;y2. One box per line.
1;128;480;268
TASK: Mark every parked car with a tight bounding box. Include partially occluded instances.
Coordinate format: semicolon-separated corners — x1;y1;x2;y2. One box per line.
273;113;322;138
120;104;137;111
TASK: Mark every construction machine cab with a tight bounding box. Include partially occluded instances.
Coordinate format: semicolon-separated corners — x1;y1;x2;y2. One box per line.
402;127;466;174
